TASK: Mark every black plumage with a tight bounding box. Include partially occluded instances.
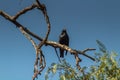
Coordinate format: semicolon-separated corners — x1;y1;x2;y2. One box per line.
59;29;69;58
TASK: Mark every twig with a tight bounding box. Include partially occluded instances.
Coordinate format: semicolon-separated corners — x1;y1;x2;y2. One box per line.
13;4;37;20
54;48;61;62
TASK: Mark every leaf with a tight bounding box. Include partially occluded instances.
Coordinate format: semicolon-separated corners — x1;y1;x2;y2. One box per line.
60;75;66;80
96;40;107;53
52;64;57;74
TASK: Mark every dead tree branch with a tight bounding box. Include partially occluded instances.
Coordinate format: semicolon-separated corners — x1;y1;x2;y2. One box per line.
36;0;51;48
13;4;37;20
0;0;96;80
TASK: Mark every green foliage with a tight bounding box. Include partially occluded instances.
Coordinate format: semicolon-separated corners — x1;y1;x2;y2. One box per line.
96;40;107;53
45;40;120;80
45;59;81;80
88;52;120;80
85;40;120;80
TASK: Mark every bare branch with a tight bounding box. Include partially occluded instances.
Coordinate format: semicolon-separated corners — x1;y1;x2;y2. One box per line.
45;41;95;61
36;0;51;49
0;11;43;41
82;48;96;53
0;11;14;21
19;27;37;51
24;27;43;41
32;49;46;80
13;4;37;20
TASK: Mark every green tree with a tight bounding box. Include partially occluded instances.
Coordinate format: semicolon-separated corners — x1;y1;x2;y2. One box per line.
45;40;120;80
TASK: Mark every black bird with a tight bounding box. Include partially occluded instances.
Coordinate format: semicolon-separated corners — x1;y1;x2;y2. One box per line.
59;29;69;58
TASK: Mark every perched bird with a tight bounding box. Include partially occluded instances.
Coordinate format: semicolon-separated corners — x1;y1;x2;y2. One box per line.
59;29;69;58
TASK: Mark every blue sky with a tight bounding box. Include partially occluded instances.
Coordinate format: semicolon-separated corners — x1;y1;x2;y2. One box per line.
0;0;120;80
